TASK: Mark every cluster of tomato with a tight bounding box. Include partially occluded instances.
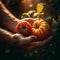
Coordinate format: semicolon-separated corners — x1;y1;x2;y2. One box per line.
16;18;51;41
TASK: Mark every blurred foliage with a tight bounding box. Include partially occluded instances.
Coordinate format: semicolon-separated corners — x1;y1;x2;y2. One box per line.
1;0;60;18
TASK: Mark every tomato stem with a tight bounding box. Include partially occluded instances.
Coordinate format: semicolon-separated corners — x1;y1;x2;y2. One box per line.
20;25;27;31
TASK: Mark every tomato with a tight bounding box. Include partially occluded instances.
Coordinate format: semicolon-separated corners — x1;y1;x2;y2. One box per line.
16;21;32;36
32;20;51;40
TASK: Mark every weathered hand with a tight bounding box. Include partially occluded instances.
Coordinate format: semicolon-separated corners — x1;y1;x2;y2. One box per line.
24;35;53;50
12;33;37;46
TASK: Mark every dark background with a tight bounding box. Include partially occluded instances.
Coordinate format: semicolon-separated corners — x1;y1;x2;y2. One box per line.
1;0;60;60
1;0;60;19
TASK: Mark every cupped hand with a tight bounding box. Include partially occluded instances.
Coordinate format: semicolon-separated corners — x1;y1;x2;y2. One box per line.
12;33;37;46
24;35;53;50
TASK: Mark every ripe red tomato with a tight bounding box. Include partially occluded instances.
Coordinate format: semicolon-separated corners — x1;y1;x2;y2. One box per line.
16;21;32;36
32;19;51;40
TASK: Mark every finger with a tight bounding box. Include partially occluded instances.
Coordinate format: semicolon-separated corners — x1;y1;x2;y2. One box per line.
20;35;36;45
12;33;24;45
12;33;24;38
28;35;37;42
25;42;38;50
26;45;36;50
21;18;36;25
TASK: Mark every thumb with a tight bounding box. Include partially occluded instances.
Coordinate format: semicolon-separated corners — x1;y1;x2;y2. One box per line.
20;35;37;44
28;35;37;42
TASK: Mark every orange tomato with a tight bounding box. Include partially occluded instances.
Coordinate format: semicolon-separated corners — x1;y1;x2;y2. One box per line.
32;20;51;40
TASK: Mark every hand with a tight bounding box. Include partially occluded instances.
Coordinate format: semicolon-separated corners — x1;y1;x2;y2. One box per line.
20;18;36;25
0;28;37;50
12;33;37;46
24;35;53;50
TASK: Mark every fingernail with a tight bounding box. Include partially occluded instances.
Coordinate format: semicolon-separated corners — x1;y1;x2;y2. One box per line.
30;36;37;42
